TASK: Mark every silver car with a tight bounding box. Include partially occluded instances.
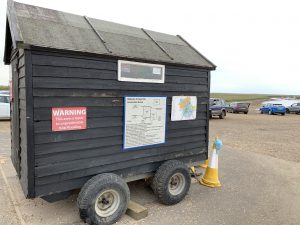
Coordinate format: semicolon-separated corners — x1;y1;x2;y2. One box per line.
287;103;300;114
0;94;10;120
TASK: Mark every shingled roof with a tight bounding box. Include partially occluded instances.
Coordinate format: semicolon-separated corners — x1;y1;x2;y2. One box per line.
4;0;216;69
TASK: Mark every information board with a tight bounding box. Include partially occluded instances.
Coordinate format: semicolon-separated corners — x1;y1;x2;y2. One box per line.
171;96;197;121
52;107;87;132
124;96;167;150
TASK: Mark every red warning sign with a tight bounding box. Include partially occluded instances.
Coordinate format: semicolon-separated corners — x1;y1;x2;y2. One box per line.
52;107;87;132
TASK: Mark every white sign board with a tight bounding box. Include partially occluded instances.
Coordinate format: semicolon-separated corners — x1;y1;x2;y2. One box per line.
171;96;197;121
124;96;167;150
118;60;165;83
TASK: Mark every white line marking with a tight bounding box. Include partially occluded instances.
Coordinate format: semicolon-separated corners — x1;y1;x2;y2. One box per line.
0;163;27;225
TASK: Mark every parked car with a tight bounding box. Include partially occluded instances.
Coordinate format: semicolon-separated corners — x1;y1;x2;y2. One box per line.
225;103;231;113
286;103;300;114
227;102;250;114
209;98;226;119
0;94;10;120
260;103;286;115
0;90;9;95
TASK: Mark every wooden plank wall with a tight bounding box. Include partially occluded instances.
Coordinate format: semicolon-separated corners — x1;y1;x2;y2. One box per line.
10;49;29;196
10;51;19;174
30;50;209;196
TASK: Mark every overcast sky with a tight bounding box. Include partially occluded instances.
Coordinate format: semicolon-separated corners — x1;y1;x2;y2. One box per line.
0;0;299;94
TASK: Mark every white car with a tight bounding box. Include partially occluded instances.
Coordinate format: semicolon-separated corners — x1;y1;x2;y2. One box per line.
0;94;10;120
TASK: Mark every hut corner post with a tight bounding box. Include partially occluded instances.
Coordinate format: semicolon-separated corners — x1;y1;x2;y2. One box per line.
206;71;211;160
24;49;35;198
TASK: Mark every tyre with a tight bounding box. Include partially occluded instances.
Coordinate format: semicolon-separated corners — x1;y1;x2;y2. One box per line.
244;111;248;114
219;110;225;119
286;109;290;114
260;110;263;114
77;173;130;225
281;113;285;116
209;112;212;119
152;160;191;205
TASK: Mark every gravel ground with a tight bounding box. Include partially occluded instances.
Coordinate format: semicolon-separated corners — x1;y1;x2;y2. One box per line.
0;120;10;157
209;101;300;163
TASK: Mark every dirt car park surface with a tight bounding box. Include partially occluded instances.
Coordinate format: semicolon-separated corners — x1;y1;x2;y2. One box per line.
0;101;300;225
210;101;300;163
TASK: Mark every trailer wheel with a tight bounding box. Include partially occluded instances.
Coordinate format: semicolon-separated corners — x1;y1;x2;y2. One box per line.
152;160;191;205
77;173;129;225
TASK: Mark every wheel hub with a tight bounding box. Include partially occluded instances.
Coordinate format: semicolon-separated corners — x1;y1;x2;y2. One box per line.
168;173;185;196
170;176;179;189
97;193;114;210
95;190;120;217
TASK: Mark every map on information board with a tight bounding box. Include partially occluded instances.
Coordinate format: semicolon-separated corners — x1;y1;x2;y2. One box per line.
124;96;167;150
171;96;197;121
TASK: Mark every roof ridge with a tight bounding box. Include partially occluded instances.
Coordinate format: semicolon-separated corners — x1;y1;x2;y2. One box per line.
83;16;112;53
7;0;24;45
141;28;173;60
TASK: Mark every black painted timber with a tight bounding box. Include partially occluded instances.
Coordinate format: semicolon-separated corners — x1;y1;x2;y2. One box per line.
10;48;211;198
24;50;35;198
10;49;34;197
10;50;20;177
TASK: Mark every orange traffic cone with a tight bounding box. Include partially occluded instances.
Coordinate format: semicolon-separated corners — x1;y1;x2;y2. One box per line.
200;138;222;187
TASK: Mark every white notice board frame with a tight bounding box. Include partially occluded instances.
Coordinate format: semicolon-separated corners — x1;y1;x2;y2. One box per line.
118;60;165;83
123;96;167;150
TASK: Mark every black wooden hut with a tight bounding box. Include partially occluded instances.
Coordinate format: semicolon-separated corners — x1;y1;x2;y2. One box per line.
4;1;216;216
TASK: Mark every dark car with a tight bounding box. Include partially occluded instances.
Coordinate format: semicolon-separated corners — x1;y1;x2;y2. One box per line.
225;103;231;112
209;98;226;119
228;102;250;114
286;103;300;114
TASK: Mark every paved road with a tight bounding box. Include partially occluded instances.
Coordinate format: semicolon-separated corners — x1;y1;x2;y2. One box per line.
0;121;300;225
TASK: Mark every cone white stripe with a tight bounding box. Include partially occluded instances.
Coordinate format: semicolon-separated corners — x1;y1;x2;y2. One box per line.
208;149;218;169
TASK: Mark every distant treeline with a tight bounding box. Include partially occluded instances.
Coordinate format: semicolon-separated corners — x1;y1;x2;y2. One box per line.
0;86;9;90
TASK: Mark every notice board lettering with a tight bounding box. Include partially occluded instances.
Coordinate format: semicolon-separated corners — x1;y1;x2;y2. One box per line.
124;97;167;150
52;107;87;132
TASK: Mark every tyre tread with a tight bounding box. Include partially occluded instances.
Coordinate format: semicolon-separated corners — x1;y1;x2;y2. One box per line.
152;160;190;205
77;173;129;225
